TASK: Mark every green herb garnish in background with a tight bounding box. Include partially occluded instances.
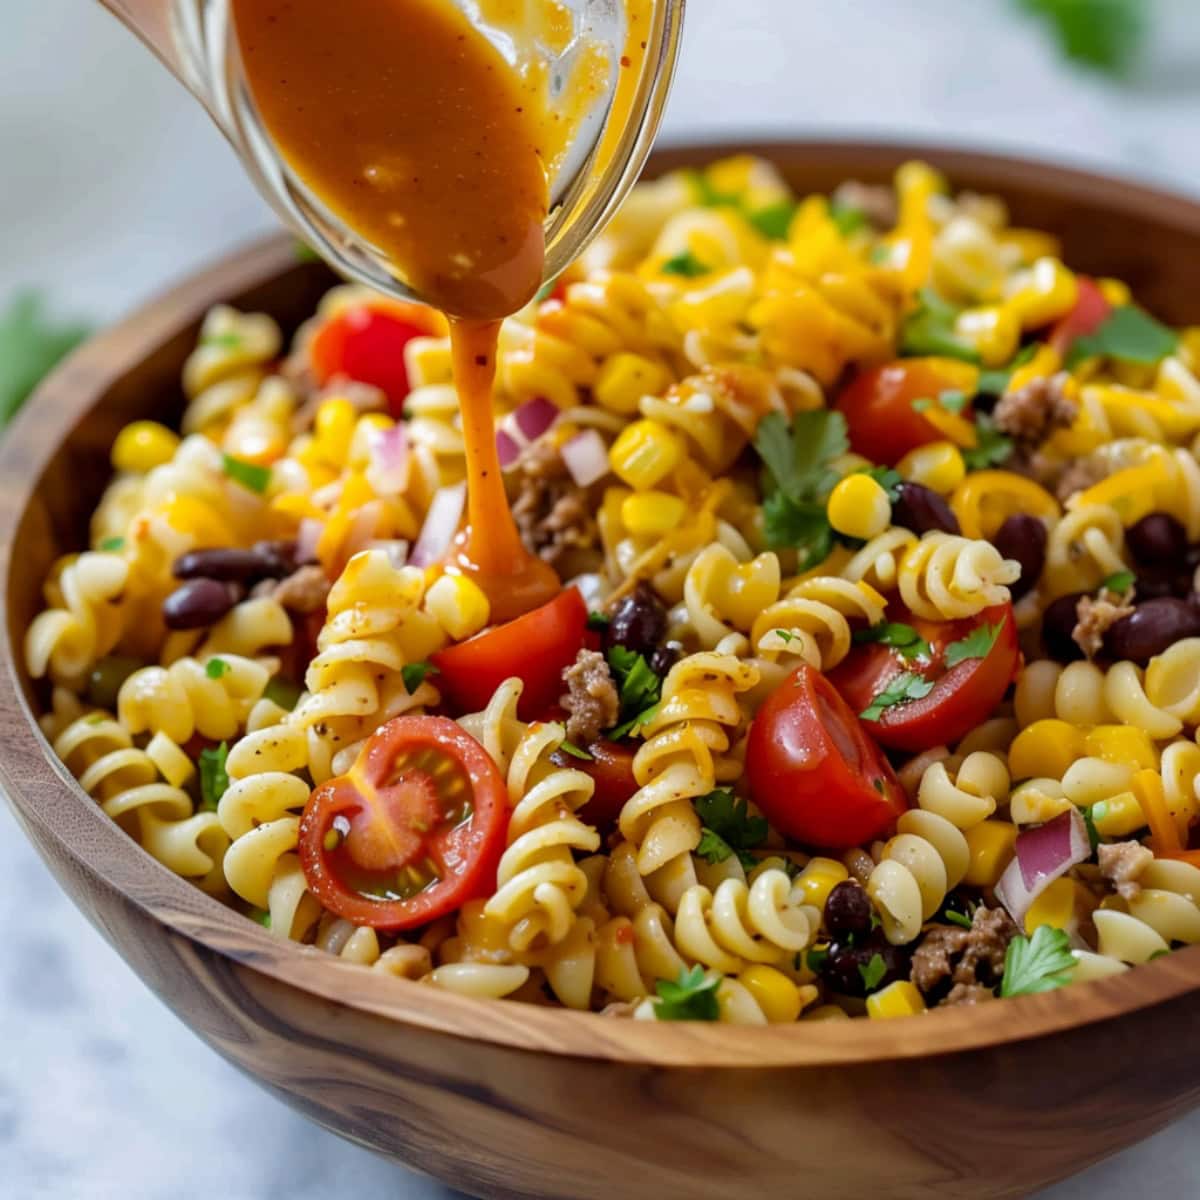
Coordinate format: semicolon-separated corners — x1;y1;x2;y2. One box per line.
199;742;230;812
694;788;768;870
962;414;1015;471
1065;305;1178;369
0;291;92;429
222;453;271;495
858;952;888;993
747;201;798;241
660;250;711;279
999;925;1076;997
945;910;973;930
605;645;662;739
1015;0;1147;77
401;661;440;695
899;289;981;363
98;536;126;553
977;345;1038;397
655;965;721;1021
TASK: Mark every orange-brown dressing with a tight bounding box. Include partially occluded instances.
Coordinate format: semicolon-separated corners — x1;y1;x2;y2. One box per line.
232;0;578;618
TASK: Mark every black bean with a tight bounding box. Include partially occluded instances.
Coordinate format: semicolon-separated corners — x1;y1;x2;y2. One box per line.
1134;566;1189;602
163;579;243;630
991;514;1046;601
819;937;910;998
605;582;667;658
824;881;874;941
1042;592;1086;663
253;539;301;575
174;547;267;583
1103;598;1200;665
649;641;682;677
1127;512;1189;567
891;482;961;536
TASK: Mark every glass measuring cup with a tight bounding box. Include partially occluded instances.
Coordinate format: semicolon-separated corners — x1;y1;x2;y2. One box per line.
98;0;686;305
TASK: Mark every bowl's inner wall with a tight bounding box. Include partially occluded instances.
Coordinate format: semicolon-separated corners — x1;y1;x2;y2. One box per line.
11;143;1200;710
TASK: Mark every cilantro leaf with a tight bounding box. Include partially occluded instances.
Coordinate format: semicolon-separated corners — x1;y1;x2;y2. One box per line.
859;671;936;722
200;332;244;350
1082;805;1102;853
198;742;230;812
944;910;973;930
943;621;1002;668
688;172;741;209
1066;305;1178;369
605;646;662;738
660;250;711;278
696;827;739;868
977;345;1038;397
854;621;932;662
860;465;902;503
999;924;1076;997
222;454;271;495
694;789;768;867
205;657;230;680
829;200;868;238
98;536;126;553
962;414;1014;471
899;289;981;363
1101;569;1135;595
858;952;887;993
762;492;834;566
251;908;273;928
747;201;797;241
805;945;830;974
655;965;721;1021
938;389;968;414
402;661;439;695
0;292;92;428
1016;0;1146;76
586;611;611;632
557;739;594;761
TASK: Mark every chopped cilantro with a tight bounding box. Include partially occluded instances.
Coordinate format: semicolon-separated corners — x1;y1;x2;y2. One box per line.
1101;569;1135;595
772;629;797;643
557;739;594;761
869;245;893;266
962;414;1014;471
688;172;741;209
198;742;230;812
899;289;981;363
586;611;611;633
944;910;973;930
98;536;126;552
943;621;1003;668
606;646;662;739
860;465;903;502
999;925;1076;997
859;671;936;722
1083;805;1101;853
938;389;969;414
0;291;92;428
401;661;439;695
251;908;273;928
655;965;721;1021
200;332;244;350
694;789;767;870
205;657;230;680
977;345;1037;396
805;945;830;974
853;622;931;662
222;453;271;495
829;200;868;238
747;201;797;241
858;952;887;993
1065;305;1178;369
1015;0;1146;76
761;492;834;567
660;250;711;279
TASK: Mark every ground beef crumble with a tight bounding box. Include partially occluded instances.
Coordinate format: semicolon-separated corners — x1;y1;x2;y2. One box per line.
1073;589;1136;658
1054;457;1108;504
1098;841;1154;902
510;438;599;569
831;180;897;229
256;564;331;614
910;905;1020;1007
993;372;1077;449
560;648;620;746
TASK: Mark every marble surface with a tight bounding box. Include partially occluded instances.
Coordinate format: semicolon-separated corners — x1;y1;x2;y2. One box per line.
4;2;1200;1197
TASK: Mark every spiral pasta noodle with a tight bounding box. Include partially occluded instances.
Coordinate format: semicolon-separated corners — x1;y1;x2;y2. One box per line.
897;532;1020;621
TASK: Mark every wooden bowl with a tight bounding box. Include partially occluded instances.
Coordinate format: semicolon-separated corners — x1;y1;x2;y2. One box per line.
5;141;1200;1200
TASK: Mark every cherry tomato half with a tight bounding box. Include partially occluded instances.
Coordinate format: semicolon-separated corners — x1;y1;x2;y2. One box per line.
746;664;906;849
309;302;446;416
550;738;638;831
298;715;508;930
431;587;587;719
1048;277;1111;357
836;359;975;466
827;602;1020;753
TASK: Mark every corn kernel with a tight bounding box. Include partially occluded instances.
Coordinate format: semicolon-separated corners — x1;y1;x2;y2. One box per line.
896;441;965;496
1008;720;1087;781
158;496;235;548
963;820;1018;887
594;353;672;415
424;573;490;641
1090;791;1146;838
112;421;180;474
314;397;356;465
620;490;687;537
739;965;803;1024
1009;779;1074;826
1098;277;1132;308
794;856;849;911
867;980;926;1019
1084;725;1159;769
1024;877;1083;936
609;419;685;490
1004;258;1079;329
955;305;1021;367
145;732;195;788
827;474;892;540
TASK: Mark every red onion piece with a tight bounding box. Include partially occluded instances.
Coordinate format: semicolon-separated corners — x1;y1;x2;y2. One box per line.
513;396;559;441
410;482;466;567
560;428;610;488
995;808;1090;926
365;424;411;495
343;501;383;562
496;428;522;469
296;518;324;565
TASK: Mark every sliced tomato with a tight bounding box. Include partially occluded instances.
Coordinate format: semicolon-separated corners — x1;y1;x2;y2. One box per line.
1048;277;1111;357
746;664;906;848
551;738;638;830
835;359;976;466
309;302;446;416
298;715;507;929
431;587;587;719
827;602;1020;753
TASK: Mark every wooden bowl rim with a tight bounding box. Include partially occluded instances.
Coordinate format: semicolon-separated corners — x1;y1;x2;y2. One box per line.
4;137;1200;1069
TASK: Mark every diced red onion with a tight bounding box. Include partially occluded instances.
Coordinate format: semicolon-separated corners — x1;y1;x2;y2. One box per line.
365;424;411;496
296;518;324;565
560;428;610;488
996;808;1090;926
366;539;409;568
513;396;559;441
410;482;466;567
496;428;522;469
343;501;382;562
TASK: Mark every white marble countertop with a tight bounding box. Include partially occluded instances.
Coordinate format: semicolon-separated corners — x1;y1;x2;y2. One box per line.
4;2;1200;1196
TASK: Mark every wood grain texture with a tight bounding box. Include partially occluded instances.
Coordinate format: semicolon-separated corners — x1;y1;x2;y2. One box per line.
3;143;1200;1199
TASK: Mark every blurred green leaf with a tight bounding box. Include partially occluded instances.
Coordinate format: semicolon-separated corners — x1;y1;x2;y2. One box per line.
0;292;92;429
1016;0;1147;76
